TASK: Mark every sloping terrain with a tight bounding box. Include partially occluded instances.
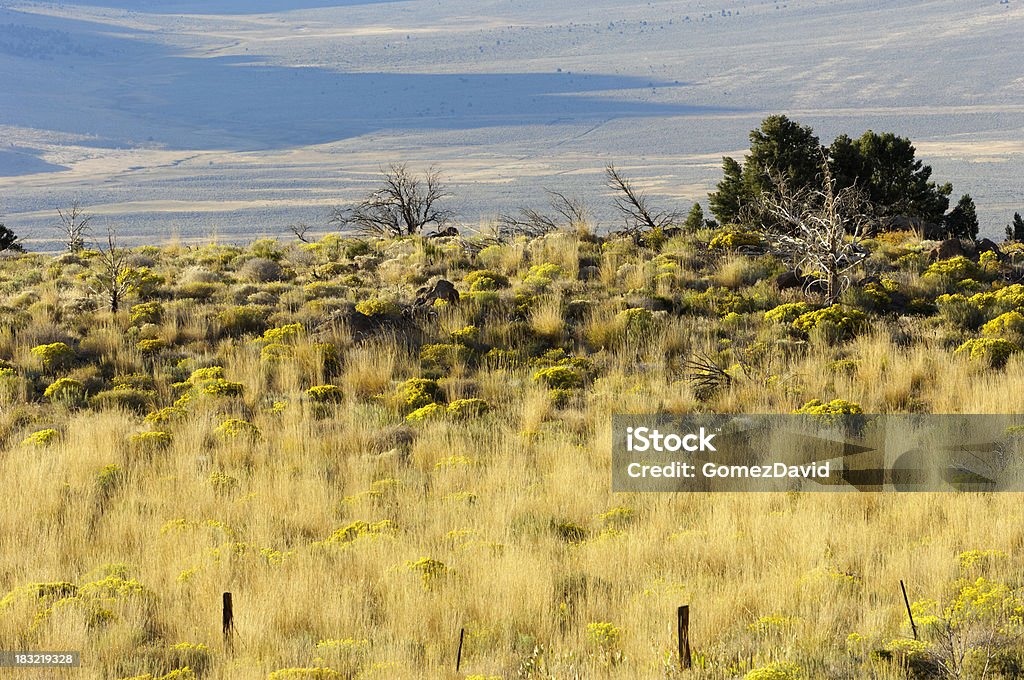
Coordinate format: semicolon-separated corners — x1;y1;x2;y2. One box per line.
0;0;1022;246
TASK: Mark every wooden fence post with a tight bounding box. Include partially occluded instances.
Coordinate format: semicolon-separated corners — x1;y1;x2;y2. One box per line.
455;627;465;671
223;592;235;649
677;605;692;669
900;580;918;640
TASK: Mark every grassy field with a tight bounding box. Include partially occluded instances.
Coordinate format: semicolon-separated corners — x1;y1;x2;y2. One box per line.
1;225;1023;679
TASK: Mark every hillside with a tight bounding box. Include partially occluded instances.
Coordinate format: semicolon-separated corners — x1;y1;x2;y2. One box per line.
2;223;1024;678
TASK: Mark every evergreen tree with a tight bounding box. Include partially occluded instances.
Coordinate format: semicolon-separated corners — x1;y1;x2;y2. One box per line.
684;202;706;231
1006;212;1024;241
709;117;955;232
943;194;979;240
708;156;747;224
829;130;951;224
743;115;822;197
709;115;822;225
0;223;23;253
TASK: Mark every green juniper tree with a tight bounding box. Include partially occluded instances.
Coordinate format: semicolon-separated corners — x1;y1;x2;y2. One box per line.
943;194;979;240
0;222;24;253
1006;212;1024;241
709;117;953;233
708;156;747;224
709;115;821;225
829;130;951;225
684;202;707;231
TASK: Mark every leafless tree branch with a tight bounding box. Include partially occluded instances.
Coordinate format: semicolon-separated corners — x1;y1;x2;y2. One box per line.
91;225;133;312
56;200;93;253
330;163;454;238
756;159;872;304
496;190;589;240
605;164;681;233
289;222;313;243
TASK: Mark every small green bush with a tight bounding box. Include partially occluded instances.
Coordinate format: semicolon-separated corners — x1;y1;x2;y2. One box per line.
937;293;985;330
523;263;564;289
923;256;981;283
794;399;864;415
306;384;343;403
532;365;585;390
176;282;218;301
343;240;371;260
792;305;866;340
43;377;86;406
446;398;490;418
130;301;163;325
406;403;445;422
764;302;813;324
303;281;346;300
400;378;443;409
465;269;509;291
217;306;269;337
260;343;293;362
113;373;155;391
90;388;153;413
215;418;261;440
616;307;657;342
420;343;471;369
954;337;1020;369
30;342;75;371
355;298;398;317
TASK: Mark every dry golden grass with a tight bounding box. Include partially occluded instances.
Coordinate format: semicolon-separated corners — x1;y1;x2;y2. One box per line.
0;229;1022;679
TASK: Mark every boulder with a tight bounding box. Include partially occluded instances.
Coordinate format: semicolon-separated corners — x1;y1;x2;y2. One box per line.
427;226;460;238
414;278;460;307
927;239;967;262
625;296;673;312
976;238;1004;260
775;271;807;290
366;424;416;455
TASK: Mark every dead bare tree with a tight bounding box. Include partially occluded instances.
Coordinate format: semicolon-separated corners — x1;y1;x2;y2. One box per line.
329;163;454;237
756;161;871;304
605;164;681;234
56;200;93;253
496;190;588;239
288;222;313;243
91;226;133;312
